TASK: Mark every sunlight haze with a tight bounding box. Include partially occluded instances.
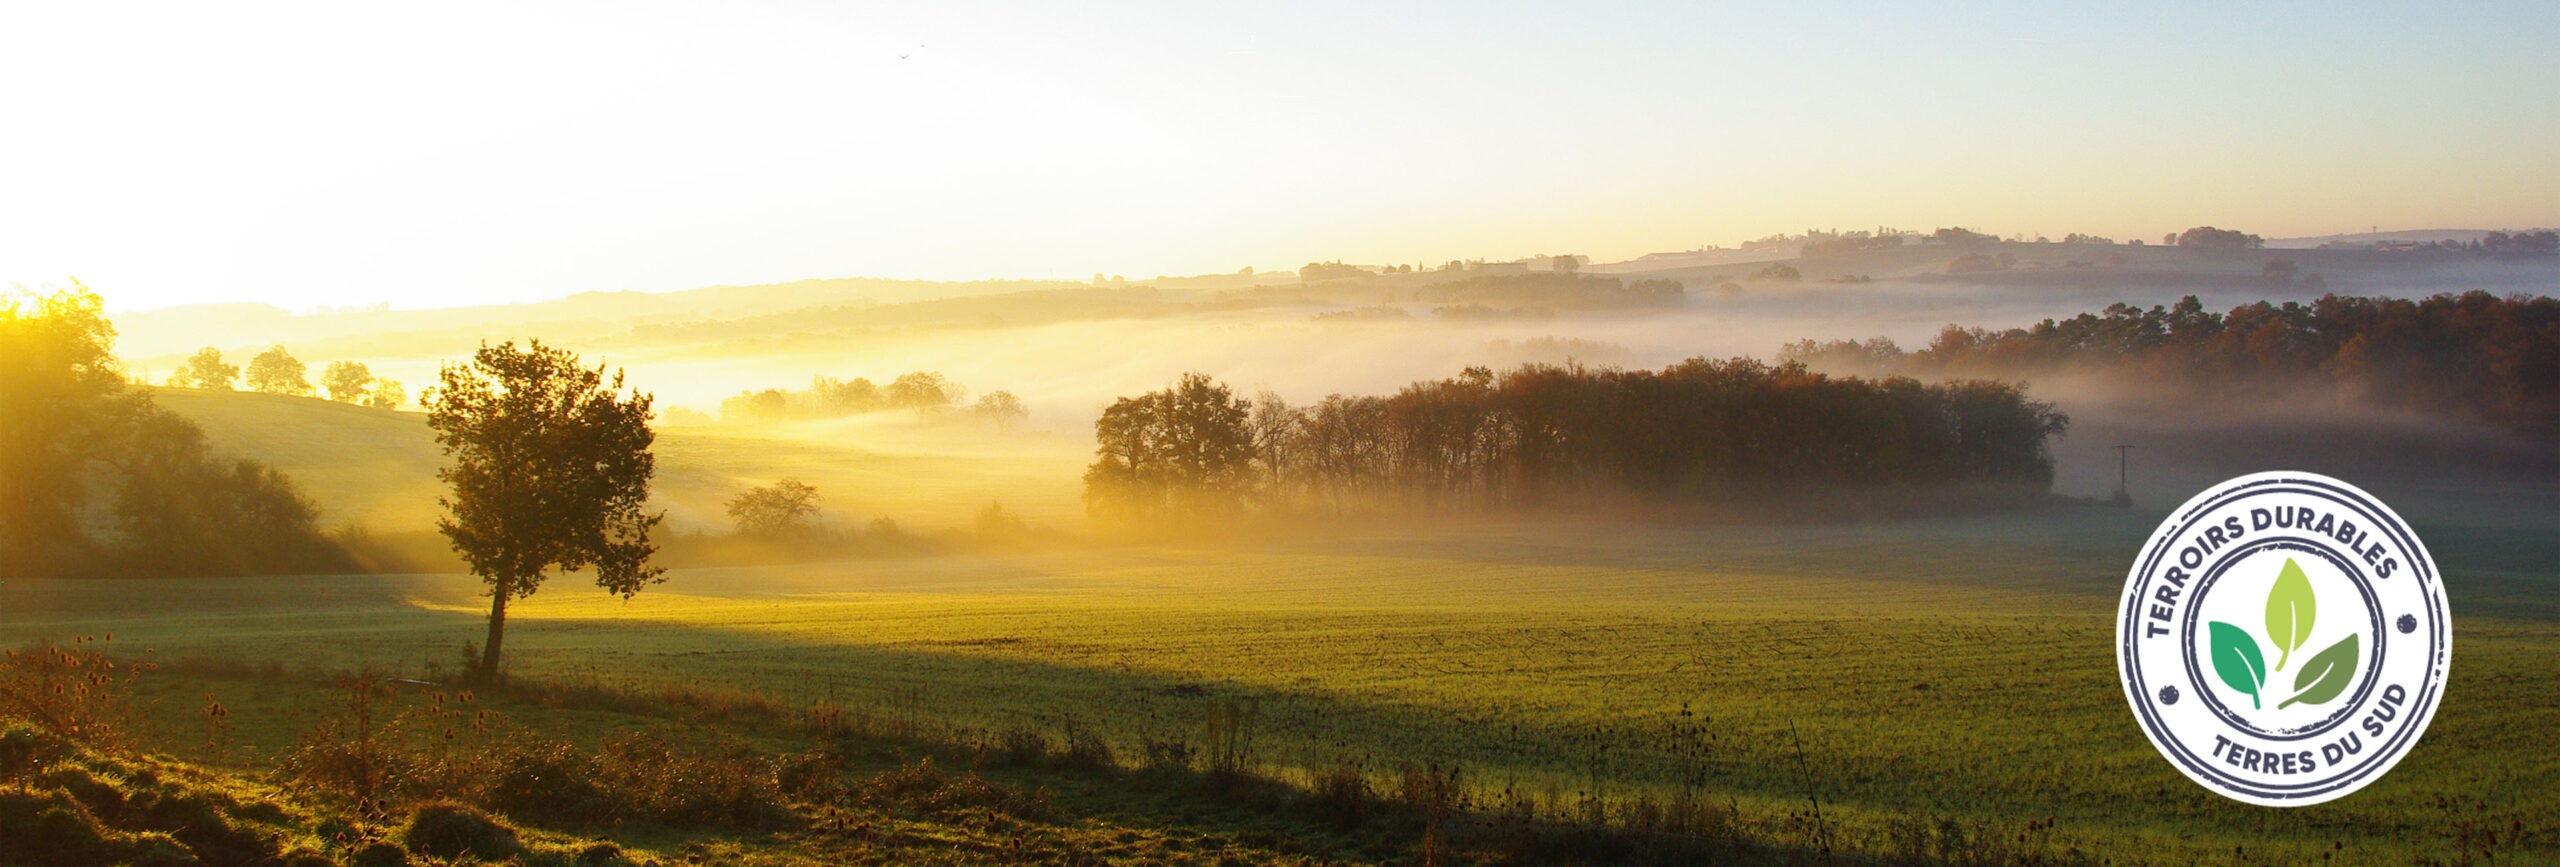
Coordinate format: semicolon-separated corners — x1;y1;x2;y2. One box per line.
5;0;2554;311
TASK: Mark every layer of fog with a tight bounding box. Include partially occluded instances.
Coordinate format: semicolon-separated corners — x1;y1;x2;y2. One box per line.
123;254;2557;530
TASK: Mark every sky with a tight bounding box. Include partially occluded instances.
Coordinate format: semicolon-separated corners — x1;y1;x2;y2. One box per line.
4;0;2554;312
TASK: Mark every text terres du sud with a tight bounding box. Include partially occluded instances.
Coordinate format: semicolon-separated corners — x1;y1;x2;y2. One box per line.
2138;505;2402;641
2142;503;2417;779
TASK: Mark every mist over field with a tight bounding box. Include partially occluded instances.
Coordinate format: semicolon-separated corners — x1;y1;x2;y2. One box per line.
98;239;2560;535
11;231;2558;867
6;2;2557;863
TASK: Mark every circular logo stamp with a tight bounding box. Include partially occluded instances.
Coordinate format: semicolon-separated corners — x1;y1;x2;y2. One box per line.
2117;472;2449;806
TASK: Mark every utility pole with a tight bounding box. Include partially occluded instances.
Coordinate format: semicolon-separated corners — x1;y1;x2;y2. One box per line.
2111;444;2136;507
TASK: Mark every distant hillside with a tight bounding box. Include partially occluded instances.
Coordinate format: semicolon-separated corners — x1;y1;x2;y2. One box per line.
147;387;1089;535
2263;229;2514;249
1602;238;2560;303
115;276;1083;363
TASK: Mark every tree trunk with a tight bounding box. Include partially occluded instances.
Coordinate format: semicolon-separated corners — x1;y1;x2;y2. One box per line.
478;582;510;683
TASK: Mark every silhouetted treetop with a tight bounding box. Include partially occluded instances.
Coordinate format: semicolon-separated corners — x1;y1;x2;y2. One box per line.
1085;361;2069;522
245;346;311;395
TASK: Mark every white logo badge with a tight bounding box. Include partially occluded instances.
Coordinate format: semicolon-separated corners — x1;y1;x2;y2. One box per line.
2117;472;2449;806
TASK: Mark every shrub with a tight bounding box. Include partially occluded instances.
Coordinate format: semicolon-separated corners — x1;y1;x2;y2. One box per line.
1140;733;1195;772
573;840;633;866
858;758;1046;820
474;738;612;825
401;801;520;861
1309;760;1372;831
0;788;119;866
0;785;195;867
0;638;144;748
1058;722;1115;771
590;730;787;830
275;675;406;800
1204;699;1257;777
994;726;1049;767
772;747;843;800
347;839;410;867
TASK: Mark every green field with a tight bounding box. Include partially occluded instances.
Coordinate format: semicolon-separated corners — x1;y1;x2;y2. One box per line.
9;488;2553;864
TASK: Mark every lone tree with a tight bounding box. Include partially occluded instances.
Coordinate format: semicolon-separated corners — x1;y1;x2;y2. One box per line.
245;345;312;395
971;390;1027;431
320;360;373;402
884;370;953;414
426;340;663;683
726;478;822;537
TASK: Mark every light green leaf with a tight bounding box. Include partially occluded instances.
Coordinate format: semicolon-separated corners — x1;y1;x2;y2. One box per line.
2208;620;2267;710
2279;634;2360;709
2266;558;2316;671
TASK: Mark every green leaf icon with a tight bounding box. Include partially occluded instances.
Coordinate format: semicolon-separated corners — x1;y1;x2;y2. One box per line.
2279;634;2360;709
2265;558;2316;672
2208;620;2268;710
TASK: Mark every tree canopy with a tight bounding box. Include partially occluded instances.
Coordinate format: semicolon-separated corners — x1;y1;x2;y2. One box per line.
3;285;338;576
321;360;373;402
169;347;238;390
972;390;1028;431
0;284;130;568
427;340;663;681
1086;363;2071;522
1083;373;1257;522
727;478;823;537
245;345;311;395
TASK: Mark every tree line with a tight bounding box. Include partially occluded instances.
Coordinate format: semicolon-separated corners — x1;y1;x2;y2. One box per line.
1781;291;2560;445
164;344;407;408
718;372;1026;429
1084;363;2069;522
2;286;344;576
1411;273;1684;310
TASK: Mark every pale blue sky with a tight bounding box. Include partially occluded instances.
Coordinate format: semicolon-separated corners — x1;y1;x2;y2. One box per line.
3;0;2552;311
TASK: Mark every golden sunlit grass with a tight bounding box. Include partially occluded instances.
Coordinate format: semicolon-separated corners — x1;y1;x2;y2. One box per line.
12;503;2554;864
56;285;2560;863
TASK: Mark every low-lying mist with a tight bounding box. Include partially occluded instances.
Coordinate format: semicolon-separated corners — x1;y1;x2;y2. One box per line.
118;249;2556;548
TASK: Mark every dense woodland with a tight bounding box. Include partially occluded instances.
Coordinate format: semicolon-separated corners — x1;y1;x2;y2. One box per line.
1782;292;2560;446
0;286;342;577
1084;364;2069;522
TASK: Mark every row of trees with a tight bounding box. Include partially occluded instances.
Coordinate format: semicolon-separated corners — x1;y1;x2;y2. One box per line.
2480;230;2560;256
1412;273;1684;309
1799;230;1908;258
1084;365;2070;521
1;286;344;576
718;372;1027;429
2170;226;2264;250
164;345;405;408
1781;291;2559;442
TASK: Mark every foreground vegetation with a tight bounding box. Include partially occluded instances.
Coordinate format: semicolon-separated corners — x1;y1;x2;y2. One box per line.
8;493;2551;864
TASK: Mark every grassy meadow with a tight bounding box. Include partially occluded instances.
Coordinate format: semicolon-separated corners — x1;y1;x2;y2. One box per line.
21;257;2559;863
9;483;2553;863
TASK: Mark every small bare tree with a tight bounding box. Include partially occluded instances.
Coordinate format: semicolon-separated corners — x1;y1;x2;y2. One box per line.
726;478;822;537
972;390;1027;431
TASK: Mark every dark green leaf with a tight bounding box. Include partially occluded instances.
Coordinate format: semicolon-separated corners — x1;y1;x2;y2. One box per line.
2279;634;2360;709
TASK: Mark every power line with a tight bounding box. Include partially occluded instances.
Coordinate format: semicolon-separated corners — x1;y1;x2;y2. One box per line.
2111;444;2136;506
